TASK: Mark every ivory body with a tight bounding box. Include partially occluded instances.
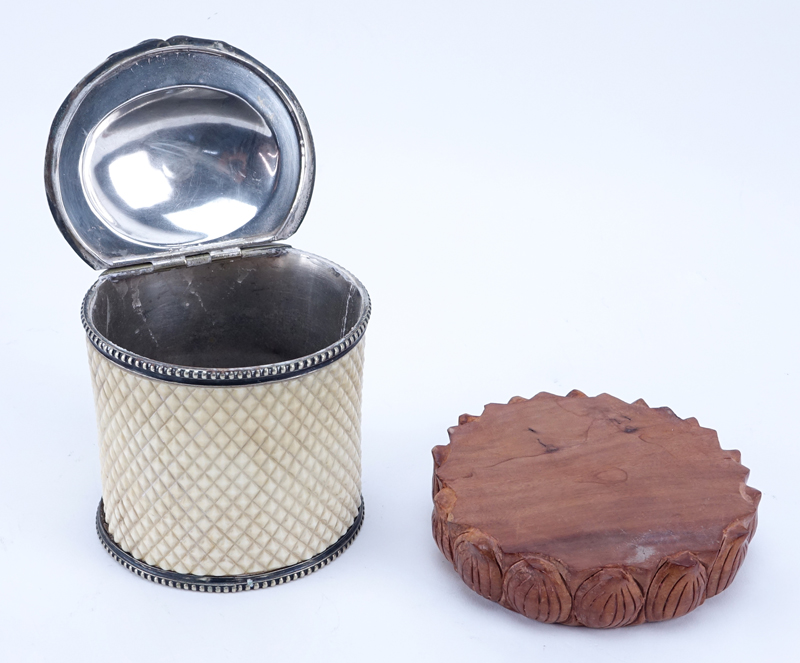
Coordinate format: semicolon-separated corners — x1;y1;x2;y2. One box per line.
88;341;365;576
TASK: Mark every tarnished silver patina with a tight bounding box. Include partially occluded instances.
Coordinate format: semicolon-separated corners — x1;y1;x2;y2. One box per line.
82;246;369;385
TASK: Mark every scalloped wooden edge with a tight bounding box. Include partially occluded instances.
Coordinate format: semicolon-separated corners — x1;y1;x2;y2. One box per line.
432;391;761;628
454;391;711;429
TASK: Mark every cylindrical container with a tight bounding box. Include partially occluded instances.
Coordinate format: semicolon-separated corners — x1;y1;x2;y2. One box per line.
45;37;370;591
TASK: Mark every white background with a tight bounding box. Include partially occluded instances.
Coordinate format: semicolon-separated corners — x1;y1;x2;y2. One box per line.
1;1;798;661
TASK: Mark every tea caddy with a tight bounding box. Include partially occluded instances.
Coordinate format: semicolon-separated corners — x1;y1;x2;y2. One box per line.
45;36;371;591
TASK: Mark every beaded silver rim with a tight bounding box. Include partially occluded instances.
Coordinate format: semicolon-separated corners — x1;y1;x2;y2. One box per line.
82;287;370;386
96;497;364;592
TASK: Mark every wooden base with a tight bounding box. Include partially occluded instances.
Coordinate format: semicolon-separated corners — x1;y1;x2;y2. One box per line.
432;391;760;627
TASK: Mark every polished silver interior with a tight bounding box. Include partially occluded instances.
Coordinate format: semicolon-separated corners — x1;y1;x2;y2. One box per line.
86;249;367;369
47;38;313;270
80;86;280;247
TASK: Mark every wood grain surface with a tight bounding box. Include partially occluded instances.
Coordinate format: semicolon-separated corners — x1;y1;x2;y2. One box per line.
432;391;760;627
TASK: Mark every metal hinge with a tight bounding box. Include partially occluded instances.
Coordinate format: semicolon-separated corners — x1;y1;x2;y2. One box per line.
101;245;287;279
148;246;244;271
183;246;243;267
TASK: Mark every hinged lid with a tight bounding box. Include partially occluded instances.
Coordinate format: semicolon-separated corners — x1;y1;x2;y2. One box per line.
45;36;315;270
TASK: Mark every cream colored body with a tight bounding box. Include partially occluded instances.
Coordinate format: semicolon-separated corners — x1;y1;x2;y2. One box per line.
87;341;365;576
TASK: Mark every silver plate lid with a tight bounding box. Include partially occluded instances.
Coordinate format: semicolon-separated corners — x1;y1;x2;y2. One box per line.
45;36;315;270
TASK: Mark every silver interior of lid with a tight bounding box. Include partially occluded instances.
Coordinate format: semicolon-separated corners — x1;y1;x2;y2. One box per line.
81;85;281;247
85;248;368;370
46;38;314;269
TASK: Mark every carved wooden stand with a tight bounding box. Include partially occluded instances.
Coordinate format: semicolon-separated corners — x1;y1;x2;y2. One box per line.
432;391;760;628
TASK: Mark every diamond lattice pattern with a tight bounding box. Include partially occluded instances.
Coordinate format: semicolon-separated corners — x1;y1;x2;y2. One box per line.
88;342;364;576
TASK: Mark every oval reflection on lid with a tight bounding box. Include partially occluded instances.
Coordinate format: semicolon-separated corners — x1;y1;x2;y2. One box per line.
80;85;280;246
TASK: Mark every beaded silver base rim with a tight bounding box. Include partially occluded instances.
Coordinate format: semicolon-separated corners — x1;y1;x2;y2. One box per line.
96;497;364;592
